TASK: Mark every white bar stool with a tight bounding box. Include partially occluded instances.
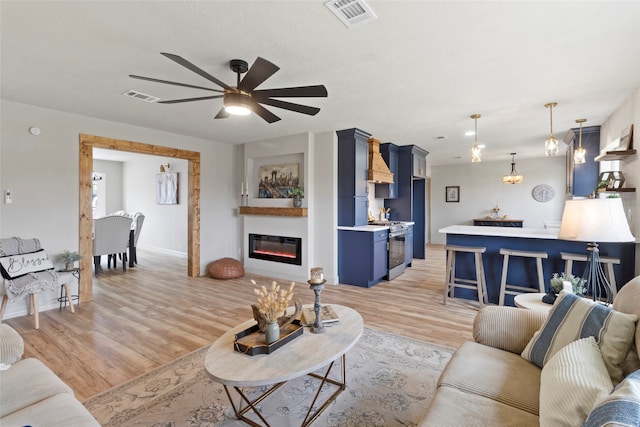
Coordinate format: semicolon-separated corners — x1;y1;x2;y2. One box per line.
560;252;620;298
444;245;488;308
499;248;548;306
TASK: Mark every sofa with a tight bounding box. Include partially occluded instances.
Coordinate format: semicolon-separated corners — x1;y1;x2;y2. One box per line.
420;275;640;426
0;324;100;426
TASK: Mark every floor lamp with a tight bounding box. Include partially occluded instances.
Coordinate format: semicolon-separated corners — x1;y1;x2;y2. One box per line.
557;198;634;304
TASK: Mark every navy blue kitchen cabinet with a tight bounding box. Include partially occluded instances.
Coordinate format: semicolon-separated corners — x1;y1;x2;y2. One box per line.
385;145;428;259
338;229;388;287
337;128;370;226
375;143;399;199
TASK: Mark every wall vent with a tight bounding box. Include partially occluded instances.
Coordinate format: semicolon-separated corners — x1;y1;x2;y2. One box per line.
325;0;377;28
122;90;159;103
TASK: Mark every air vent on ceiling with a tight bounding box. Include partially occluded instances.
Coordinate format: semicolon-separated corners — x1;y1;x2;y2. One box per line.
325;0;377;28
123;90;159;103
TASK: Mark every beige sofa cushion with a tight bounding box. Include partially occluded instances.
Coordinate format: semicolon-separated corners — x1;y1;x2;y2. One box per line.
0;324;24;368
473;306;546;354
419;385;539;427
540;337;613;427
0;357;73;418
1;392;100;427
437;341;541;415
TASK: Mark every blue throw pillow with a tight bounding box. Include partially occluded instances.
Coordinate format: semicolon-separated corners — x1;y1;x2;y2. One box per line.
583;369;640;427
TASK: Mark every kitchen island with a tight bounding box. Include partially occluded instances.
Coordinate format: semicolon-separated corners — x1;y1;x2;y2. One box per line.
439;225;636;306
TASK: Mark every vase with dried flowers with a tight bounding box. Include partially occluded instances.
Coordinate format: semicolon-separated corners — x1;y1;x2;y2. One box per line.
251;280;300;344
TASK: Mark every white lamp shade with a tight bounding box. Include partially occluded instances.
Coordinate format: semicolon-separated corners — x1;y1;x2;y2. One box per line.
558;198;635;243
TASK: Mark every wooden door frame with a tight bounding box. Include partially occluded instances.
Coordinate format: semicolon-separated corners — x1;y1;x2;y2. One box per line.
79;134;201;301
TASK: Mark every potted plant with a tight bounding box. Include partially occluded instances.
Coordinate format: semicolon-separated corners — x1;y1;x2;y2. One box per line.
289;187;304;208
544;272;587;303
58;250;82;271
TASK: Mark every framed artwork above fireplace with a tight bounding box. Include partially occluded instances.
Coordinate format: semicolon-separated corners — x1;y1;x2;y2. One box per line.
258;163;300;198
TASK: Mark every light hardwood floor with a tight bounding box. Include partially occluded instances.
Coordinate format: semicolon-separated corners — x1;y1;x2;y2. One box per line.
5;244;479;401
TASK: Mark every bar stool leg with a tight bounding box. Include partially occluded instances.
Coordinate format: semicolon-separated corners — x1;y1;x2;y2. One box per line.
499;254;510;306
564;259;574;276
443;249;454;305
605;263;617;298
474;252;484;308
536;258;545;292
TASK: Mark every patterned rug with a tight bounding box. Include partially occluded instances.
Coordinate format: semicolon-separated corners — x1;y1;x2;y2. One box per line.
84;328;454;427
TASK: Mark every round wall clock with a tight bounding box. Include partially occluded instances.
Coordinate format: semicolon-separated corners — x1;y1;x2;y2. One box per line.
532;184;555;202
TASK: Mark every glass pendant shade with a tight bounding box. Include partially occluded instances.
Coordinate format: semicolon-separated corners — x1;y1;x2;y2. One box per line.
544;102;559;156
573;118;587;164
224;91;252;116
470;114;482;162
503;153;523;184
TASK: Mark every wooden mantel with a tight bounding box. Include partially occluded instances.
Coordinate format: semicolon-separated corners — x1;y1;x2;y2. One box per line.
239;206;308;217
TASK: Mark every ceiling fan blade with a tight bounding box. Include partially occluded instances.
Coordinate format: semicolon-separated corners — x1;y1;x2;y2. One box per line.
158;95;223;104
251;102;281;123
215;107;229;119
256;98;321;116
253;85;328;98
129;75;223;93
238;57;280;92
161;52;231;90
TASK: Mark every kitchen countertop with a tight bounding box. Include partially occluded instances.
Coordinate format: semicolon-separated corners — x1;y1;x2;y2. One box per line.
338;221;415;232
439;225;559;240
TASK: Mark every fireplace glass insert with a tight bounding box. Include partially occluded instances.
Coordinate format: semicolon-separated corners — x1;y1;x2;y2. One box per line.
249;234;302;265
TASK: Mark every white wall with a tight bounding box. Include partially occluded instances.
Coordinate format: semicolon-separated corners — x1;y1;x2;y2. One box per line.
93;159;123;215
0;100;237;318
430;156;567;244
599;86;640;273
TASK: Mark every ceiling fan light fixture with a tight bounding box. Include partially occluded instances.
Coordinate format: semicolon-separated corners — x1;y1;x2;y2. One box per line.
544;102;559;156
503;152;524;184
223;91;252;116
574;118;587;164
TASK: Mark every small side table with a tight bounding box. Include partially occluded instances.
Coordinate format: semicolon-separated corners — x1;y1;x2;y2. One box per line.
57;268;80;311
513;292;553;314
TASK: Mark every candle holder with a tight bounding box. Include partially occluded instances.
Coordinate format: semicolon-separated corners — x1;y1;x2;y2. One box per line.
307;279;327;333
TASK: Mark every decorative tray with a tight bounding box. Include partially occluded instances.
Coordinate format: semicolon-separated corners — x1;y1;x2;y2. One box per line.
233;320;303;356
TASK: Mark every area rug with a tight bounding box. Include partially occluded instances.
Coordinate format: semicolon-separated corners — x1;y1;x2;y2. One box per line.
84;328;454;427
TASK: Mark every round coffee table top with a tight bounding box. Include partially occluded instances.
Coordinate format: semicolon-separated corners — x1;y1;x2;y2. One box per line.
514;293;553;313
204;304;363;387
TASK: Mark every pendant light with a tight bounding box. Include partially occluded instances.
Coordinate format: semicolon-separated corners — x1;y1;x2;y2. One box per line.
573;118;587;164
503;153;523;184
544;102;559;156
470;114;482;162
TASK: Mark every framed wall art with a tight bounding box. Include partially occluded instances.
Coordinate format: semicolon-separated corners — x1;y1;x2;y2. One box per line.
619;124;634;150
156;172;178;204
445;186;460;203
258;163;300;198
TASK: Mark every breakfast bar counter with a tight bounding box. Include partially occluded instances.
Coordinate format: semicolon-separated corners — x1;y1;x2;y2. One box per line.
439;225;635;305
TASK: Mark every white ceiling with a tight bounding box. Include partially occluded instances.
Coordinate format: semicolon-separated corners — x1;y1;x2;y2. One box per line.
2;1;639;166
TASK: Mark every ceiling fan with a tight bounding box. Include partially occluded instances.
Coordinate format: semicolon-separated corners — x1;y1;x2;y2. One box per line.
129;53;328;123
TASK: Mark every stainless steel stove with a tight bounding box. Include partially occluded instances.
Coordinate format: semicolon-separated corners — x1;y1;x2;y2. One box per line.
370;221;408;280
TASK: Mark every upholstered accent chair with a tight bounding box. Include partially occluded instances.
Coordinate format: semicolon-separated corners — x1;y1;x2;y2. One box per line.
92;215;132;275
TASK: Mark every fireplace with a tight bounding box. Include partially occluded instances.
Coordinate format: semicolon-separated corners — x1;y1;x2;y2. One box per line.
249;234;302;265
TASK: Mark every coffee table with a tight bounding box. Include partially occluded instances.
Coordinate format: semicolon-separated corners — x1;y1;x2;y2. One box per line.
204;304;363;427
514;292;553;313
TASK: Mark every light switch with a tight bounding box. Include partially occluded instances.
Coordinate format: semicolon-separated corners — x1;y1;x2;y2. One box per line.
4;189;12;204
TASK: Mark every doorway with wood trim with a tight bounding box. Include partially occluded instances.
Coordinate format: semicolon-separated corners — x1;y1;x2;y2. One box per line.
78;134;201;302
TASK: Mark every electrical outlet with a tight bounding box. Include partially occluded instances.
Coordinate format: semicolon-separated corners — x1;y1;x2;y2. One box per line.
4;189;12;204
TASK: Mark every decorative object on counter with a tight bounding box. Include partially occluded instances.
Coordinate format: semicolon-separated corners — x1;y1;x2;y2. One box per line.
379;207;390;221
470;114;482;162
489;203;503;219
503;153;523;184
250;279;299;344
289;186;304;207
367;211;376;223
543;272;588;304
307;278;327;333
309;267;324;284
619;124;634;150
598;171;626;191
445;186;459;202
573;118;588;164
532;184;555;202
544;102;560;156
57;250;82;271
558;198;635;304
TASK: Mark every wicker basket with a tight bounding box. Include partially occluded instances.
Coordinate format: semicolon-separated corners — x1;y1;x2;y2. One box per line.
208;257;244;279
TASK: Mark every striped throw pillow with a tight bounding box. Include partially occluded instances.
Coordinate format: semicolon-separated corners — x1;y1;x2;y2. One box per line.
540;337;613;427
521;291;637;383
584;369;640;427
